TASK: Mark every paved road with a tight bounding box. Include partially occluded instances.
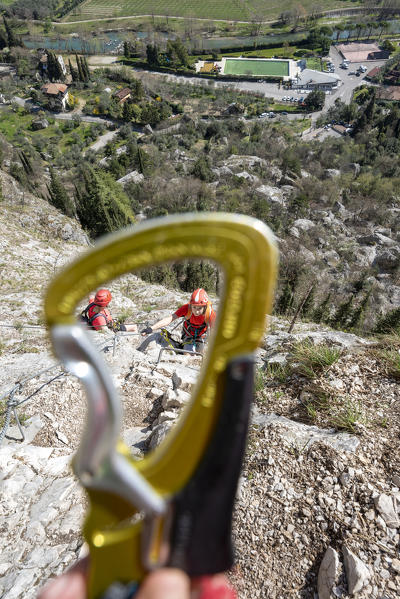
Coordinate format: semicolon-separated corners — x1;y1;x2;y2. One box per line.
87;128;120;151
53;112;117;125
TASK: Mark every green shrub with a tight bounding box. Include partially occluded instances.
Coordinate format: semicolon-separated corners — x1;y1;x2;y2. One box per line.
291;341;342;379
374;307;400;334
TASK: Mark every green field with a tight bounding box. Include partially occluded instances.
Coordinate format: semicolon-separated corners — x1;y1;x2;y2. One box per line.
65;0;361;23
223;58;289;77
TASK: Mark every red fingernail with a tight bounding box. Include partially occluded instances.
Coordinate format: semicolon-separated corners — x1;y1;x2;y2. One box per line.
197;576;237;599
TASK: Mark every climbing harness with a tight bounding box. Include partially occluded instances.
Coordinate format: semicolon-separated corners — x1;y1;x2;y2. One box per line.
159;327;180;349
44;212;278;599
80;302;102;328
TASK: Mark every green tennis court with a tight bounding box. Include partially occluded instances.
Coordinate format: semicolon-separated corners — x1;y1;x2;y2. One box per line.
223;58;289;77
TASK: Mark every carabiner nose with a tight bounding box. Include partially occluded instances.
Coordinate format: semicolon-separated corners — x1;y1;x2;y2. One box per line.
51;324;166;517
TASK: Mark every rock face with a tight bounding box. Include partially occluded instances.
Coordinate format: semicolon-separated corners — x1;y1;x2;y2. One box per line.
201;150;400;319
1;443;85;599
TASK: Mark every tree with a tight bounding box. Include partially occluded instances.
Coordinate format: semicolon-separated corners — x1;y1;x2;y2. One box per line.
166;39;189;67
346;23;356;42
304;89;325;111
366;21;378;40
378;21;389;41
47;168;75;216
75;54;84;81
3;16;20;48
382;39;396;53
330;295;354;329
43;17;52;34
18;150;33;176
75;167;134;238
46;51;63;81
348;289;372;331
130;78;143;102
300;284;315;318
140;102;161;127
146;43;160;67
0;28;7;50
355;23;364;40
68;58;78;82
276;278;295;315
82;56;91;81
334;23;345;42
191;156;214;182
136;147;153;175
313;293;332;324
365;88;376;120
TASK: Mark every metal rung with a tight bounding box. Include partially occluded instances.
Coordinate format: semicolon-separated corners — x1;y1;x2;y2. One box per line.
154;346;203;369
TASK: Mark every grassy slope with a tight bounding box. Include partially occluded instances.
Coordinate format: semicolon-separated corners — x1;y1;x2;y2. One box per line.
64;0;361;22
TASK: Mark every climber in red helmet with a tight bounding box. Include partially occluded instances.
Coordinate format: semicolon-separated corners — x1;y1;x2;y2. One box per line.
81;289;137;333
138;288;216;354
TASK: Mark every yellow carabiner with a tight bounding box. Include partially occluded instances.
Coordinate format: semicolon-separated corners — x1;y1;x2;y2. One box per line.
45;212;278;598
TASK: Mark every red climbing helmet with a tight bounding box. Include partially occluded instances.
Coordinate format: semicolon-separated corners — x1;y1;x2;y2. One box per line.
190;288;209;306
94;289;112;307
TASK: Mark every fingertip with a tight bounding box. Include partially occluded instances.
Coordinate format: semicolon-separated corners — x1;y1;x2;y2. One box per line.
137;568;190;599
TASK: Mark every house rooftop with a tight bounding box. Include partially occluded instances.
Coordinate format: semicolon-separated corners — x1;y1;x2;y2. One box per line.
297;69;341;84
337;42;388;62
114;87;131;100
41;83;67;95
332;124;347;135
366;66;382;78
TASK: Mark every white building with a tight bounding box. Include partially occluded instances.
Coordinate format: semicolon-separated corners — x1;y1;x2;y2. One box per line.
293;69;341;90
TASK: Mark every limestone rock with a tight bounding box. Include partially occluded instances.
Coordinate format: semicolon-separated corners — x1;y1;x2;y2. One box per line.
162;388;190;409
317;546;340;599
325;168;341;178
373;248;400;272
374;494;400;528
252;411;360;453
148;421;173;449
342;546;370;594
255;184;286;205
293;218;315;232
